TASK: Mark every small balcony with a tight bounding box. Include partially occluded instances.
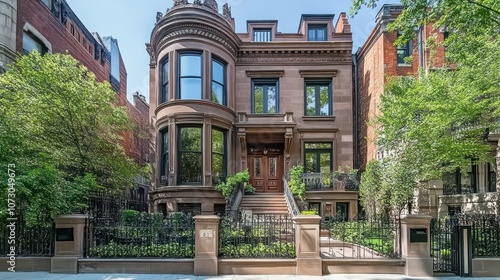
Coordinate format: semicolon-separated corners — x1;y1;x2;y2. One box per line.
302;173;359;191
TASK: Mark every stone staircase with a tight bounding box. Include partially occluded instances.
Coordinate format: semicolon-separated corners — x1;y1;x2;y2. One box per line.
239;193;289;215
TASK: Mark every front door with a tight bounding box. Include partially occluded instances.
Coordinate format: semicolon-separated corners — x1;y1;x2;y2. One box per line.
248;149;282;193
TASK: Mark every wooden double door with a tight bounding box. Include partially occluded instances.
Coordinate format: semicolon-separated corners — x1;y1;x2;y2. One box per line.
248;149;283;193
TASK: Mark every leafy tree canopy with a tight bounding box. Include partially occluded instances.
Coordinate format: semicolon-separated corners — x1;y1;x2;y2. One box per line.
0;52;143;225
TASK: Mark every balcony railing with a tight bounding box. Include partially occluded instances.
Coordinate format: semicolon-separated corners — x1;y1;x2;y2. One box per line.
302;173;359;191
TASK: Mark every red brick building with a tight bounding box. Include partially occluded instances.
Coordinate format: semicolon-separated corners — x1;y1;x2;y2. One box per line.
1;0;148;182
355;4;447;171
355;4;498;216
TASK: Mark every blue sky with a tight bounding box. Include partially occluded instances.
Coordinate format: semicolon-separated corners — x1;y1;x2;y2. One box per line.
66;0;396;103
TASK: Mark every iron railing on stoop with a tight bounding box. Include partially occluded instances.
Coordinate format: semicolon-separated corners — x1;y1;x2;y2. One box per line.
283;176;299;216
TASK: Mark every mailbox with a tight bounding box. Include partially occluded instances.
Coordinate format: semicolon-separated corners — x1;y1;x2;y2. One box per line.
409;228;428;243
55;228;74;241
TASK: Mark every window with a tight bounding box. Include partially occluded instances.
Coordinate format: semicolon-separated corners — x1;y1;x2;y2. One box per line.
22;32;48;55
41;0;51;8
178;126;203;184
397;33;411;65
252;79;278;114
211;59;226;105
158;203;167;216
160;129;169;185
443;164;478;195
214;204;226;215
488;162;496;192
304;143;332;173
309;202;321;215
253;28;272;42
305;81;332;116
177;203;201;216
160;59;169;103
448;206;461;216
336;202;349;221
179;52;202;100
308;25;327;41
212;128;226;185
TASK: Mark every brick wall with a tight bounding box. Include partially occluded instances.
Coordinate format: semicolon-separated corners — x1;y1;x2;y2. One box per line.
17;0;146;166
356;13;447;170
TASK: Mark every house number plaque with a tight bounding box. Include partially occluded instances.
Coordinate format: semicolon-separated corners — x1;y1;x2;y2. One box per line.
200;230;213;238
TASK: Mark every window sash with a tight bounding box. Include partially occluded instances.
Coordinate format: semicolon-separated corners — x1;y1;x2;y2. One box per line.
211;59;226;105
22;32;47;55
160;60;169;103
178;126;203;184
179;53;202;100
253;29;272;42
304;143;332;173
308;25;327;41
252;80;278;114
396;34;411;64
161;130;169;177
212;128;227;185
305;82;332;116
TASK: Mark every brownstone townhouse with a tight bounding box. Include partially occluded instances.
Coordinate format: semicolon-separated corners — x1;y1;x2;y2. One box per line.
147;0;358;219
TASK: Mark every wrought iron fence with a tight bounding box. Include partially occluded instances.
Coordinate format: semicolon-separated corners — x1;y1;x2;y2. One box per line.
0;219;55;257
320;214;401;259
430;216;459;273
82;189;148;222
302;172;359;191
431;214;500;274
218;212;295;258
84;212;195;258
456;214;500;257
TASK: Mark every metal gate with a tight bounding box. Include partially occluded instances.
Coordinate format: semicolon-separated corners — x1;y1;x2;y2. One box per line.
430;217;459;274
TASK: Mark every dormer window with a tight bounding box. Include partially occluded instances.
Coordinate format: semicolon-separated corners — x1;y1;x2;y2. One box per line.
308;24;327;41
253;28;272;42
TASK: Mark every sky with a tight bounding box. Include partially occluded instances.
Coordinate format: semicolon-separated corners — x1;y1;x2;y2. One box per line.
66;0;396;104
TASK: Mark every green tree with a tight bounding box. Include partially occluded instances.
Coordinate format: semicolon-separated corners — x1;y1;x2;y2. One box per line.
352;0;500;194
0;52;142;225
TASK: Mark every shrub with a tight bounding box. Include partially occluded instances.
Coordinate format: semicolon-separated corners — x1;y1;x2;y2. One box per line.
215;170;251;199
289;165;306;200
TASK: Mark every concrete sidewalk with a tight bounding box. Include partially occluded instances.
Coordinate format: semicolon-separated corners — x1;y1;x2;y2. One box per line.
0;273;498;280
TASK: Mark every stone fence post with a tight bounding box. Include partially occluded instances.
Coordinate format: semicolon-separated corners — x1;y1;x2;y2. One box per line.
293;215;322;275
51;214;87;273
194;215;220;276
401;214;433;277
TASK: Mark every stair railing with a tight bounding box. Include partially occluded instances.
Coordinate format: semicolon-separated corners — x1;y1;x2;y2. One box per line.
225;182;244;220
283;176;299;216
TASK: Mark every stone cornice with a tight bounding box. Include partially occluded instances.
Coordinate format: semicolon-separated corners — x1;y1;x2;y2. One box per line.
237;50;352;66
239;41;352;52
150;8;241;61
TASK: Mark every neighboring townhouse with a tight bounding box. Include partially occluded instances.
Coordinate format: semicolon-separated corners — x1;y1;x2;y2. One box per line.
148;0;357;219
355;4;498;216
0;0;149;192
